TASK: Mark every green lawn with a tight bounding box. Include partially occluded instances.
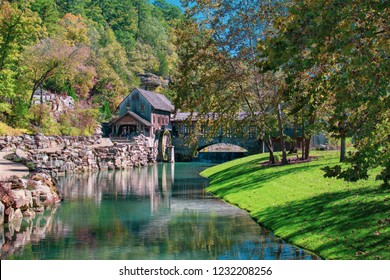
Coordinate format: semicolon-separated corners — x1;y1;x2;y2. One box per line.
201;151;390;260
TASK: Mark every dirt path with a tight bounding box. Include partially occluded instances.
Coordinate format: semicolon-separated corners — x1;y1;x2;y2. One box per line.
0;151;30;180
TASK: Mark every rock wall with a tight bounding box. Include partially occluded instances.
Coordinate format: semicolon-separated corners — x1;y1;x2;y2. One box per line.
26;135;157;175
0;173;62;226
0;134;102;152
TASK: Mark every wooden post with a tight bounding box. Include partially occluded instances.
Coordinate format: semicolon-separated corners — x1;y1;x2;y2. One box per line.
169;146;175;163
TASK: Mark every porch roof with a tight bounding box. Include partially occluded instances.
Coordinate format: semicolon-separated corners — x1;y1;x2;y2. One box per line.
108;112;152;127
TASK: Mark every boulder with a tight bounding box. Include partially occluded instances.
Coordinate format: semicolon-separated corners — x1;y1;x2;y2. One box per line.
11;178;28;189
9;189;30;210
4;207;14;223
0;182;12;193
15;149;29;161
26;179;43;190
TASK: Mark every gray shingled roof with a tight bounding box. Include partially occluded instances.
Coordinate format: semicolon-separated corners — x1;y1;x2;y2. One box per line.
136;88;174;112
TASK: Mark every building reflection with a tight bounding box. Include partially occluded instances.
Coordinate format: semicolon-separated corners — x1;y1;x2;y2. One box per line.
58;163;174;213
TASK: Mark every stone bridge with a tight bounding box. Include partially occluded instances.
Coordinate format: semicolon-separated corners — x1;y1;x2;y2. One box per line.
171;134;262;161
170;112;327;161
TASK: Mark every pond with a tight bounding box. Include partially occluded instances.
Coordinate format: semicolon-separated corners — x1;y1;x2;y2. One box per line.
1;162;318;260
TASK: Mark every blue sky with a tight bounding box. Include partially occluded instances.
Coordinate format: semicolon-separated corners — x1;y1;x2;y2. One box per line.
152;0;183;9
164;0;182;8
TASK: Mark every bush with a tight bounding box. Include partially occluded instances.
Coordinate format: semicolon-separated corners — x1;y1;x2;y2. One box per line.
0;122;29;136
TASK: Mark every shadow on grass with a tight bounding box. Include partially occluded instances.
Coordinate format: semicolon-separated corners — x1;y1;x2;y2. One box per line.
251;186;390;260
206;157;325;197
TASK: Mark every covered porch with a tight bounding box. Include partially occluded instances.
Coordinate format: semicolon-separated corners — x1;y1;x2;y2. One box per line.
108;112;153;138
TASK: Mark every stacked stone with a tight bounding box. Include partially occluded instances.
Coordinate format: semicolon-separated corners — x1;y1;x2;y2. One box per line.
0;173;62;225
0;134;102;152
27;135;157;174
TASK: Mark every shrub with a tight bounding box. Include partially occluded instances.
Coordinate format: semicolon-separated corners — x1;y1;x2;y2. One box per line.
0;122;28;136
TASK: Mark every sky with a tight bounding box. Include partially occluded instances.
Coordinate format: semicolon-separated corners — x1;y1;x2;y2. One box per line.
152;0;183;9
164;0;182;8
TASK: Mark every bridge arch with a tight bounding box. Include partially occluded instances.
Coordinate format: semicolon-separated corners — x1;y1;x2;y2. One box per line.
197;143;248;153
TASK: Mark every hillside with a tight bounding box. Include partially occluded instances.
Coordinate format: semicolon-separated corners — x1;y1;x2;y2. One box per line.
0;0;181;135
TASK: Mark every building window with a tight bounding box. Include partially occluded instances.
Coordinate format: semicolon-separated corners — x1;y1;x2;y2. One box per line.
132;93;139;100
140;104;145;112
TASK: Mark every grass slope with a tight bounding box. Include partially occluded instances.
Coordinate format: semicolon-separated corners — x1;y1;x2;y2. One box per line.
201;151;389;260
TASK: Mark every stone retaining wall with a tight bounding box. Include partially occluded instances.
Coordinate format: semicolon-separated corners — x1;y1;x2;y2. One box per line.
21;135;157;175
0;173;62;225
2;134;158;175
0;134;102;152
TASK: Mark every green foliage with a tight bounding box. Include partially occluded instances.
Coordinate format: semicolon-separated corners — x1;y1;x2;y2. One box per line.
174;1;291;163
153;0;182;22
98;101;112;121
28;104;61;135
262;0;389;184
0;0;180;135
30;0;60;33
25;161;36;170
58;103;99;136
0;1;44;126
0;121;28;136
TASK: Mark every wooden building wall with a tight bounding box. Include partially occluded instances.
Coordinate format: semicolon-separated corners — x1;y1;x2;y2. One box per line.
118;89;171;136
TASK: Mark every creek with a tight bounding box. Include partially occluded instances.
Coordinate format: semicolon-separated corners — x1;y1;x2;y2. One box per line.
1;162;317;260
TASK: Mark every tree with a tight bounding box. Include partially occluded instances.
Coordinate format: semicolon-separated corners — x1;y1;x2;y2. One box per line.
30;0;60;34
153;0;182;22
23;37;93;107
173;0;288;163
128;41;160;74
0;1;43;125
263;0;389;185
1;0;180;133
59;13;90;45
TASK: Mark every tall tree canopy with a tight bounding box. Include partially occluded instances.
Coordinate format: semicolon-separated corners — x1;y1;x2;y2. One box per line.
0;0;182;133
173;0;292;163
262;0;389;185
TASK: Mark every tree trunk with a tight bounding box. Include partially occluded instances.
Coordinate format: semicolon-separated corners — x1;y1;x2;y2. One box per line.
303;114;316;160
264;135;275;164
304;137;311;160
276;103;288;164
28;63;59;108
301;119;306;160
340;134;346;162
29;84;39;108
289;116;298;154
289;126;297;154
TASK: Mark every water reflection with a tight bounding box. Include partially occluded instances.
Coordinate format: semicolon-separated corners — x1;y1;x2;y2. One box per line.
0;205;61;259
1;163;318;260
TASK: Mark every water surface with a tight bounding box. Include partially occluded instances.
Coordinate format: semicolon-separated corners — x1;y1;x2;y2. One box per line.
1;163;317;260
